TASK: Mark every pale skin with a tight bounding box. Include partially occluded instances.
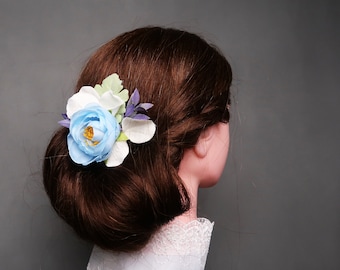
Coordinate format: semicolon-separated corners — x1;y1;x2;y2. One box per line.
176;122;230;222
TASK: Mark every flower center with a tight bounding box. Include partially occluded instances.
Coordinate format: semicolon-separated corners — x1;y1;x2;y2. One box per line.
84;126;99;146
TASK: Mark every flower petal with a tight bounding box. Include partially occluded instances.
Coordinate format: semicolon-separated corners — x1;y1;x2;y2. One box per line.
122;118;156;144
106;141;129;167
139;103;153;110
103;73;123;93
125;104;134;117
66;86;100;118
133;114;150;120
130;89;140;105
80;86;101;97
117;89;129;102
67;134;94;165
99;91;125;115
58;119;70;128
94;84;105;95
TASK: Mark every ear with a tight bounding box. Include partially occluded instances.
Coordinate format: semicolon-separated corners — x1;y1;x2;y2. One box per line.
193;126;215;158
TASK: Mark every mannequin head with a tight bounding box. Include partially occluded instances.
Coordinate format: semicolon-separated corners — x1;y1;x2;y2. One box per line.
179;122;230;189
43;27;232;252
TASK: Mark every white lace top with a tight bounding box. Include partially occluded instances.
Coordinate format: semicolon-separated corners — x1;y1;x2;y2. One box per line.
87;218;214;270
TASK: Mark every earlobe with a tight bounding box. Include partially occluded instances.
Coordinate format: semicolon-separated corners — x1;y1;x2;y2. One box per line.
194;137;207;158
193;127;214;158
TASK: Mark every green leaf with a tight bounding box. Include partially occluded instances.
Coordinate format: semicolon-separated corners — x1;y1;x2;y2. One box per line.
117;132;128;141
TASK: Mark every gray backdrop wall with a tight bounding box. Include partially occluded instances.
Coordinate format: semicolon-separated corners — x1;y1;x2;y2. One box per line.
1;0;339;269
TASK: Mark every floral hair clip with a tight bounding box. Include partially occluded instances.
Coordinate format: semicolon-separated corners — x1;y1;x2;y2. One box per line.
59;73;156;167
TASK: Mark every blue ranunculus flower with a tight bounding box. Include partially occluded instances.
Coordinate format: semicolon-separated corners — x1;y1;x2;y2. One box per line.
67;104;121;165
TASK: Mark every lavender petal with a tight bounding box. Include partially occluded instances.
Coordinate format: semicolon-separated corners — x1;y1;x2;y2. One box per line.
139;103;153;110
61;113;69;120
133;114;150;120
58;119;70;128
125;104;135;117
131;89;140;105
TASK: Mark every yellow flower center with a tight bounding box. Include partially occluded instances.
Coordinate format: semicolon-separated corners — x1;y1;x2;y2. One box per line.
84;126;99;146
84;126;94;140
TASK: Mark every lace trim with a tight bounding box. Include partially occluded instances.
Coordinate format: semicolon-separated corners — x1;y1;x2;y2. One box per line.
147;217;214;256
87;218;214;270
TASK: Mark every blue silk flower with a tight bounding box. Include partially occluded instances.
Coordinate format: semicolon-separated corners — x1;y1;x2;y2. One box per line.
67;104;120;165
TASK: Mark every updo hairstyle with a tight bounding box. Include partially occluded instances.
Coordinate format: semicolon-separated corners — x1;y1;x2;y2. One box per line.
43;27;232;252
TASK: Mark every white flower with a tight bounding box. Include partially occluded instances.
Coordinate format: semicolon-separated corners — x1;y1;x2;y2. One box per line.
66;73;129;122
106;118;156;167
66;86;123;118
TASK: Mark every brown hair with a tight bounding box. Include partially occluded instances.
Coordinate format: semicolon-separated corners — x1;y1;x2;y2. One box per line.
43;27;232;252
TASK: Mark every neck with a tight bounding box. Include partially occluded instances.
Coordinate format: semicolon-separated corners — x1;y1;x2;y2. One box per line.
175;174;199;223
176;147;202;223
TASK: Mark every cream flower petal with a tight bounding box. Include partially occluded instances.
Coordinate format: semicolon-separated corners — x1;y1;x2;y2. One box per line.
122;118;156;144
99;91;124;115
117;89;129;102
94;84;105;95
66;86;100;118
106;141;129;167
102;73;123;94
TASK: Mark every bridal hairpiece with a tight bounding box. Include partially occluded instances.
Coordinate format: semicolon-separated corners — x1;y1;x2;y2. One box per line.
59;73;156;167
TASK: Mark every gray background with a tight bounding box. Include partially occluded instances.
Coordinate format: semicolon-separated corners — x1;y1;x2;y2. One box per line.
1;0;339;269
